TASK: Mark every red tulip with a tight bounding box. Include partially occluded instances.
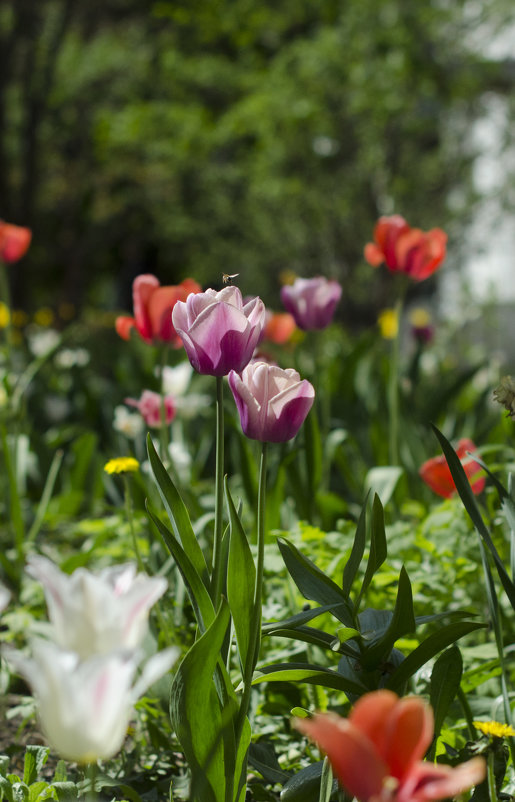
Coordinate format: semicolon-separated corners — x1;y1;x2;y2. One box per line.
419;438;485;499
125;390;176;427
295;690;485;802
0;221;32;263
364;216;447;282
116;275;202;346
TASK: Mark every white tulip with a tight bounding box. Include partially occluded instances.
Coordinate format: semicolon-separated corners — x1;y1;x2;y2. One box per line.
27;557;167;659
5;640;178;763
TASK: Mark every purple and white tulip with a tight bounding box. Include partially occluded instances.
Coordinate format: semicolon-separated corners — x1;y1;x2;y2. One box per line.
228;361;315;443
172;287;266;376
280;276;342;330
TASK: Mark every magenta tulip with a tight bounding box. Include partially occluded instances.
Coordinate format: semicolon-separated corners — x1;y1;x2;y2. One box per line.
280;277;342;330
228;361;315;442
172;287;266;376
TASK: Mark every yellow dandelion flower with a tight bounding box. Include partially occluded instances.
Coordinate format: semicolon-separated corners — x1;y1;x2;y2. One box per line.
34;307;55;327
0;302;10;329
104;457;140;475
378;308;399;340
474;720;515;738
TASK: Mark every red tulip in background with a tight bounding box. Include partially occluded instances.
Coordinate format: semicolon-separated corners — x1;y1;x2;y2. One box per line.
295;690;485;802
0;221;32;263
419;438;485;498
115;275;202;346
364;215;447;282
125;390;175;427
262;312;297;345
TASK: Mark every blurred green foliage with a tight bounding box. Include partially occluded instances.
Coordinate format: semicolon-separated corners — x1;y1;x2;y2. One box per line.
1;0;514;314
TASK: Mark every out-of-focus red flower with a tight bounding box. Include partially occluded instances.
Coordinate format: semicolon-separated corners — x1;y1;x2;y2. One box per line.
419;438;485;498
364;215;447;282
263;312;297;345
0;221;32;263
295;690;485;802
116;275;202;346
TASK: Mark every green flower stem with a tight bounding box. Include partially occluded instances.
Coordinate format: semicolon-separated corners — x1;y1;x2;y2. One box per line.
487;750;497;802
477;537;515;765
159;347;170;462
387;297;402;467
457;686;476;740
234;441;268;800
211;375;225;602
0;422;24;574
124;475;144;572
85;762;98;801
0;262;13;365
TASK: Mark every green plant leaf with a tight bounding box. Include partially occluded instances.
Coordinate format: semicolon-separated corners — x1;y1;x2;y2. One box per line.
262;603;351;634
431;426;515;611
147;503;215;633
364;466;403;507
342;497;367;597
356;494;387;609
429;646;463;757
225;479;256;672
170;600;232;802
386;621;485;693
147;434;209;584
277;538;354;627
264;624;358;657
252;663;366;696
281;762;337;802
361;566;415;669
22;746;49;787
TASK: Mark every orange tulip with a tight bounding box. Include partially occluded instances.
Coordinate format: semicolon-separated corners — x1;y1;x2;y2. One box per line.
365;216;447;282
116;275;202;346
0;221;32;263
263;312;297;344
296;690;485;802
419;438;485;499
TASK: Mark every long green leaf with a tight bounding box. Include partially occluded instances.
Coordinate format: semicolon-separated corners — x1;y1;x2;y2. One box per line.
252;663;366;696
262;603;352;634
277;538;354;627
342;496;367;597
386;621;484;693
264;625;358;657
429;646;463;758
170;600;232;802
147;503;215;633
356;494;387;609
147;434;209;584
225;480;256;672
361;566;415;669
431;426;515;610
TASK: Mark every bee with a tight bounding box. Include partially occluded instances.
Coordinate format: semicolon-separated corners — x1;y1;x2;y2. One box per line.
222;273;239;285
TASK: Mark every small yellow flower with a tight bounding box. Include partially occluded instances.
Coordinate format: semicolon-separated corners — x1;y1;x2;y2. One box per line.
474;720;515;739
34;307;55;327
378;308;398;339
104;457;140;475
279;270;298;286
409;307;431;328
0;302;10;328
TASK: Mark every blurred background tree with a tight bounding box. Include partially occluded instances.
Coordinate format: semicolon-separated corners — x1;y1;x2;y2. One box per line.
1;0;514;321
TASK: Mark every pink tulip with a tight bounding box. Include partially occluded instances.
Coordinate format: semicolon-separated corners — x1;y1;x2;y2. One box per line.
116;275;202;346
125;390;176;427
172;286;266;376
0;221;32;263
228;361;315;442
295;690;485;802
364;216;447;282
280;277;342;331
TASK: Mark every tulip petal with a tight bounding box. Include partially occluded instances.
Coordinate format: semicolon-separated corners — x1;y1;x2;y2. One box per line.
349;689;399;756
115;315;136;341
133;274;160;341
0;222;32;262
382;697;434;780
295;713;388;802
398;758;486;802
